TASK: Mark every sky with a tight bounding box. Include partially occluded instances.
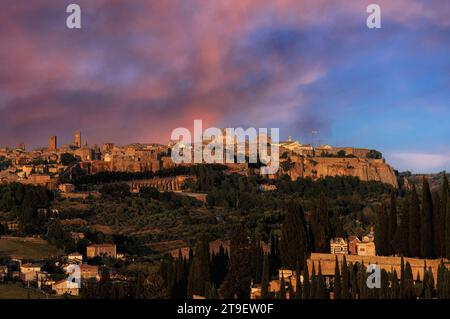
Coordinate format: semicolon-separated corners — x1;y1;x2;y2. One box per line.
0;0;449;173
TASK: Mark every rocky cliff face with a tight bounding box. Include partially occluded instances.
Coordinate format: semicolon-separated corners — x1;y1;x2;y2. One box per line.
280;156;398;188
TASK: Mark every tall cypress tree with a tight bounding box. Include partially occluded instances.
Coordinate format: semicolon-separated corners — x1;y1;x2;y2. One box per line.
421;178;434;258
409;186;421;257
187;234;210;298
279;273;286;299
391;270;400;299
400;257;405;298
432;193;442;257
436;261;444;299
302;258;310;299
350;263;358;299
423;266;435;299
356;263;367;299
380;269;389;299
295;261;302;299
250;236;258;282
269;234;280;277
280;200;309;269
260;253;269;299
310;263;317;299
375;203;389;256
333;256;341;299
395;197;410;256
220;226;252;299
310;193;331;253
388;192;398;254
341;255;350;299
250;237;264;284
402;261;416;299
316;262;326;299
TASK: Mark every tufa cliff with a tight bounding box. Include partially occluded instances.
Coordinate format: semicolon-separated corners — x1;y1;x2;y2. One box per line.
278;156;398;188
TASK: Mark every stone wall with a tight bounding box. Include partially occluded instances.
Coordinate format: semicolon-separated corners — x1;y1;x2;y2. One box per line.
308;253;449;280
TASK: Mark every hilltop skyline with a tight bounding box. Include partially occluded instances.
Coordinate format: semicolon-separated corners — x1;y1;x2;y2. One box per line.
1;0;449;173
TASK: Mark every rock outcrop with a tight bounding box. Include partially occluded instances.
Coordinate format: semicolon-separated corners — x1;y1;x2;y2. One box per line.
280;156;398;188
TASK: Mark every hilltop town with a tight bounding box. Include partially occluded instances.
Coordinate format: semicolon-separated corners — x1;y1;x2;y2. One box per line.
0;131;399;191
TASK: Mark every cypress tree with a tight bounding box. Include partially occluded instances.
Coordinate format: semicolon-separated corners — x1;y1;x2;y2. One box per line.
310;263;317;299
437;261;450;299
433;193;442;257
402;262;416;299
375;203;389;256
316;262;326;299
269;234;278;277
380;269;389;299
356;263;367;299
220;226;252;299
333;256;341;299
279;273;286;299
388;192;398;254
341;255;350;299
350;263;358;299
310;193;331;253
302;258;310;299
415;272;422;298
256;242;263;283
211;245;228;287
436;261;445;299
295;261;302;299
424;267;435;299
260;253;269;299
187;234;210;298
409;186;421;257
396;197;410;256
421;178;434;258
280;200;309;269
391;270;400;299
288;281;295;300
400;257;405;298
250;236;258;282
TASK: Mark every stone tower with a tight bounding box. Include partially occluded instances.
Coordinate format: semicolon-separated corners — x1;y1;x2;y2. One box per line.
49;136;57;151
74;131;81;148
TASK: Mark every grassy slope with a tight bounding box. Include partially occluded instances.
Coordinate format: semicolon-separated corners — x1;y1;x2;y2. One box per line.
0;237;64;260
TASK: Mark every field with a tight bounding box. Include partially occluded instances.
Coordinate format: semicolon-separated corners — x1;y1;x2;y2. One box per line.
0;284;55;299
0;237;64;260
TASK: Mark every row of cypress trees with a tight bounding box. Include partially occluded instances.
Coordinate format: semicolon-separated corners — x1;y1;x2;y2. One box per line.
377;175;450;259
259;255;450;299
